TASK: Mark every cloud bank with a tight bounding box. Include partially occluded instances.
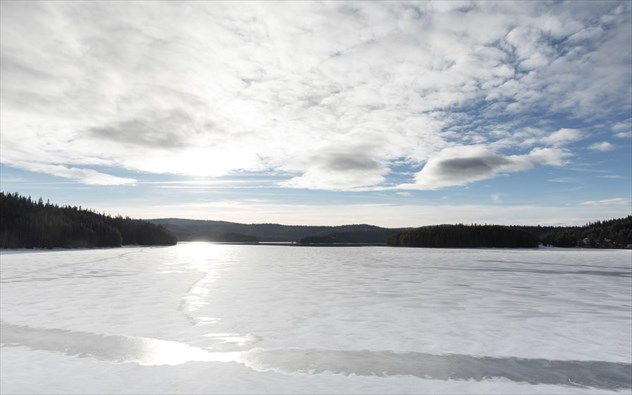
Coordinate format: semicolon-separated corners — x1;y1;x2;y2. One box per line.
1;1;630;190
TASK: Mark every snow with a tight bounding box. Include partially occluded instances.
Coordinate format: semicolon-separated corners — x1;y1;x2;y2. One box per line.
1;244;631;393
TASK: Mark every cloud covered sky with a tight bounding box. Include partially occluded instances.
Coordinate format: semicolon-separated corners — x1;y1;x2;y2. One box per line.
1;1;630;226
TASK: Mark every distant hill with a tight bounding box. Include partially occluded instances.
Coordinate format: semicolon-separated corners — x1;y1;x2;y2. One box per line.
150;218;407;244
151;216;631;249
0;192;177;249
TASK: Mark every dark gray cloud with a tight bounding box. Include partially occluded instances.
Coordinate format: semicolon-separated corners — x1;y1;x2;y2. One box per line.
324;153;382;172
89;110;200;149
435;156;512;179
404;146;567;189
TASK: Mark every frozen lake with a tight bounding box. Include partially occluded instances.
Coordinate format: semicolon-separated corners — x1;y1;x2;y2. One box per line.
1;244;631;394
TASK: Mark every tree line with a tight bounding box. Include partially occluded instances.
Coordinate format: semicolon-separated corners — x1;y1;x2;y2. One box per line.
154;216;631;248
386;217;631;249
536;216;632;248
0;192;177;249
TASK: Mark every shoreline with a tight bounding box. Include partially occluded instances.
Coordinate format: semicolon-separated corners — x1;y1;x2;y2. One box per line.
2;243;631;253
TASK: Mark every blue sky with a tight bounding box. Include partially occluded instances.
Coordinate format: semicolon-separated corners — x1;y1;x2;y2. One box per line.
1;1;630;226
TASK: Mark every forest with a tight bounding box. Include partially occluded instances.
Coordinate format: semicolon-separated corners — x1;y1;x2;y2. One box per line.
299;229;403;245
0;192;176;249
387;224;540;248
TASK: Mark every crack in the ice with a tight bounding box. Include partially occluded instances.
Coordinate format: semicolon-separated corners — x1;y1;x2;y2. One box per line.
2;322;630;390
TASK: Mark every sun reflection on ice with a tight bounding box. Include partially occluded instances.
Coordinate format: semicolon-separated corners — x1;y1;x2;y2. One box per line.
204;333;262;347
1;322;244;367
174;242;235;324
130;337;243;366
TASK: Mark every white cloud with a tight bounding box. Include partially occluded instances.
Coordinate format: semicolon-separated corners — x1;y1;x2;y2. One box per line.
588;141;615;151
611;121;631;139
1;1;630;190
612;120;631;133
580;198;631;206
541;129;584;146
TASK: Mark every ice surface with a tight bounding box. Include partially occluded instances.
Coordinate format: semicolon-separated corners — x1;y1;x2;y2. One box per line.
1;244;631;393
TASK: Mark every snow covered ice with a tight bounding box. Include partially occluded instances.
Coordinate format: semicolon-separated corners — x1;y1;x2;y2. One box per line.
1;243;631;394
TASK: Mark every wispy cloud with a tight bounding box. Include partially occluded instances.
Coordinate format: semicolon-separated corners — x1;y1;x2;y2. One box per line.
491;193;503;203
9;162;137;186
1;1;630;190
612;119;631;138
541;129;585;146
548;177;581;184
596;175;624;179
580;198;631;206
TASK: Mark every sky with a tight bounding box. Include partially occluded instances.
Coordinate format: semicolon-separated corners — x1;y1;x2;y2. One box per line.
1;1;631;227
